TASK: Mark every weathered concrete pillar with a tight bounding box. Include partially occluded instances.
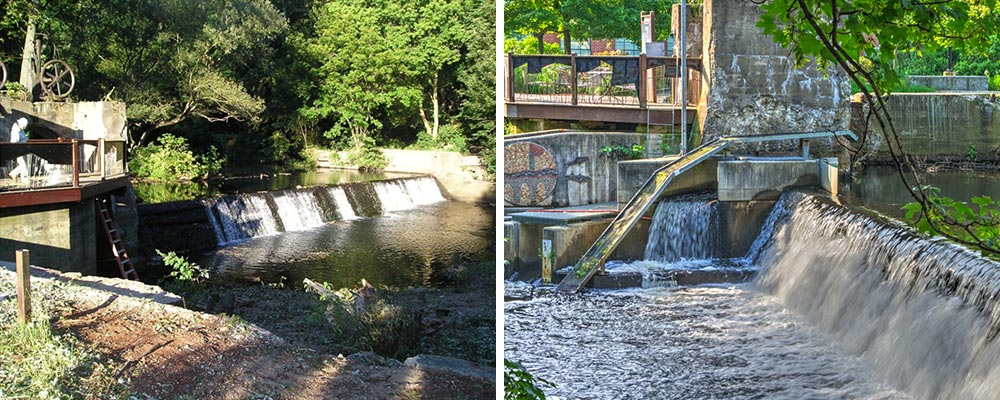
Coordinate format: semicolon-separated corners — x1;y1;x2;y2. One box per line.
698;0;850;141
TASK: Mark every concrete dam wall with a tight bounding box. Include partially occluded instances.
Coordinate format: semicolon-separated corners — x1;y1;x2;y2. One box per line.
854;93;1000;161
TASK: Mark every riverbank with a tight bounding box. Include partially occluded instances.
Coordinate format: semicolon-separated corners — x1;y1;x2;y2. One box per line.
0;262;495;399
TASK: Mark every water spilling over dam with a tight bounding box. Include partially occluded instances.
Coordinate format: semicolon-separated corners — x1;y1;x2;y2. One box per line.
506;190;1000;399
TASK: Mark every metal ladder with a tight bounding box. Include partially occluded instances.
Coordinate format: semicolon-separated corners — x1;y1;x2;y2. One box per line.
98;199;138;280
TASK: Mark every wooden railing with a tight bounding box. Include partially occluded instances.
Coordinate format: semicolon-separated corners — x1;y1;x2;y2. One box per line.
504;53;701;108
0;138;127;190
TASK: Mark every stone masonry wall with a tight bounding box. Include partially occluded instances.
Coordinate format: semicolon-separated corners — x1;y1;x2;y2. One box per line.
698;0;850;141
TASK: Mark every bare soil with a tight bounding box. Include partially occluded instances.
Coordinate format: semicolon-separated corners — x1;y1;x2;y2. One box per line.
55;291;495;399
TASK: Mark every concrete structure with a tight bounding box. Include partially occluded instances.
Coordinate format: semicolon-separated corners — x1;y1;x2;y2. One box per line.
315;149;494;204
854;93;1000;162
1;99;127;141
0;202;98;275
907;76;988;92
717;159;828;201
617;158;717;209
698;0;850;140
0;100;134;275
504;131;644;207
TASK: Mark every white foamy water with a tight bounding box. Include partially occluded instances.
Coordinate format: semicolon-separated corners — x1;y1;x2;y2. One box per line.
504;285;908;400
272;190;325;231
755;192;1000;400
373;177;445;212
644;196;717;261
328;186;358;220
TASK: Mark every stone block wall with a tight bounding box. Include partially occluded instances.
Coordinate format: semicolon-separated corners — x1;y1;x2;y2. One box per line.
698;0;850;140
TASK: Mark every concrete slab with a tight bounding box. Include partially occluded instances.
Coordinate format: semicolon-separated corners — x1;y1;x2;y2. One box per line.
508;202;618;225
0;261;182;306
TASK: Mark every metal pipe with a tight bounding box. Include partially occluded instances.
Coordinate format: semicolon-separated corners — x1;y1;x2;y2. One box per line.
71;139;79;188
680;0;687;155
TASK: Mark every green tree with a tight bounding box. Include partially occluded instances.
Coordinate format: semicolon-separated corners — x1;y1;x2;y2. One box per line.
39;0;286;150
757;0;1000;255
457;0;497;175
504;0;676;54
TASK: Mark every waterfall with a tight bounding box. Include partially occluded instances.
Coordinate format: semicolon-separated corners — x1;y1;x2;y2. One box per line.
373;177;445;212
209;195;281;245
753;191;1000;399
271;190;325;231
644;194;718;261
204;176;444;246
328;187;358;220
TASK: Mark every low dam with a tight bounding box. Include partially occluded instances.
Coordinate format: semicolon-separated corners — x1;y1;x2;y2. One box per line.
505;189;1000;399
139;176;445;252
138;175;492;289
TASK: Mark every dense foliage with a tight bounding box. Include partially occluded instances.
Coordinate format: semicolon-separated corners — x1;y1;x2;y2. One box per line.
504;0;678;54
504;359;553;399
128;134;222;181
0;0;495;173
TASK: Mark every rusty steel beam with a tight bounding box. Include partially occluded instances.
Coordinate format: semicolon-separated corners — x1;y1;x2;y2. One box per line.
505;103;696;125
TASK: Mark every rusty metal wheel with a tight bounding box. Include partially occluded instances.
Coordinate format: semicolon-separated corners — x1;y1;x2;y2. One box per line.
38;59;74;100
0;60;6;90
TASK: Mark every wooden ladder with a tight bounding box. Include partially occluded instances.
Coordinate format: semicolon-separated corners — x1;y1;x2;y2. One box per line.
98;199;138;280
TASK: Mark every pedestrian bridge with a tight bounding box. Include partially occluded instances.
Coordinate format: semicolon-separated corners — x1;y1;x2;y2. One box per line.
503;54;700;125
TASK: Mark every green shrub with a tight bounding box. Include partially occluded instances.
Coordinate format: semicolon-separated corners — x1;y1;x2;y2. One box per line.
129;134;223;181
409;124;468;153
504;359;553;400
156;249;208;298
348;137;388;171
319;285;422;360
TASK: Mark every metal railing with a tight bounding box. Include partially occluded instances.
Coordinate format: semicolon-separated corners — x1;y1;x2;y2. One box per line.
0;138;127;191
504;53;701;108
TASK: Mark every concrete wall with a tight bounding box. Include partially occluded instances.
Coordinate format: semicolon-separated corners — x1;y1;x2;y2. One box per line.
0;201;97;275
317;149;495;204
717;159;821;201
907;76;988;91
504;131;644;207
0;98;127;140
616;157;718;209
854;94;1000;161
698;0;850;140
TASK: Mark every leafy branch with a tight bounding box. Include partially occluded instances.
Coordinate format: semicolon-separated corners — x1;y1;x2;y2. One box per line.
757;0;1000;255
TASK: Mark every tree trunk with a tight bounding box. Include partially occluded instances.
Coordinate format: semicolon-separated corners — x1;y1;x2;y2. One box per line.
19;17;36;93
431;73;440;141
535;33;545;54
562;14;571;54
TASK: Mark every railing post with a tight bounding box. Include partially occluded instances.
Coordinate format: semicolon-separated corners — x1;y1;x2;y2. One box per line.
99;139;106;179
16;249;31;324
638;53;648;108
506;52;515;102
71;139;79;188
570;53;578;106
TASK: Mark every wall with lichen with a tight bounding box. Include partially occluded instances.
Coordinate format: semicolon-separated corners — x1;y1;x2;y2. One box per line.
697;0;850;144
503;131;645;207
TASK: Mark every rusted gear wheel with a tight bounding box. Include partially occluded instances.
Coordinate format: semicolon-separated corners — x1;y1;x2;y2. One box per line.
0;60;6;90
38;59;74;100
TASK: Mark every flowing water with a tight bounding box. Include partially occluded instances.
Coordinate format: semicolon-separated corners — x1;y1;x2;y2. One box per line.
644;194;718;262
196;176;492;289
506;189;1000;399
